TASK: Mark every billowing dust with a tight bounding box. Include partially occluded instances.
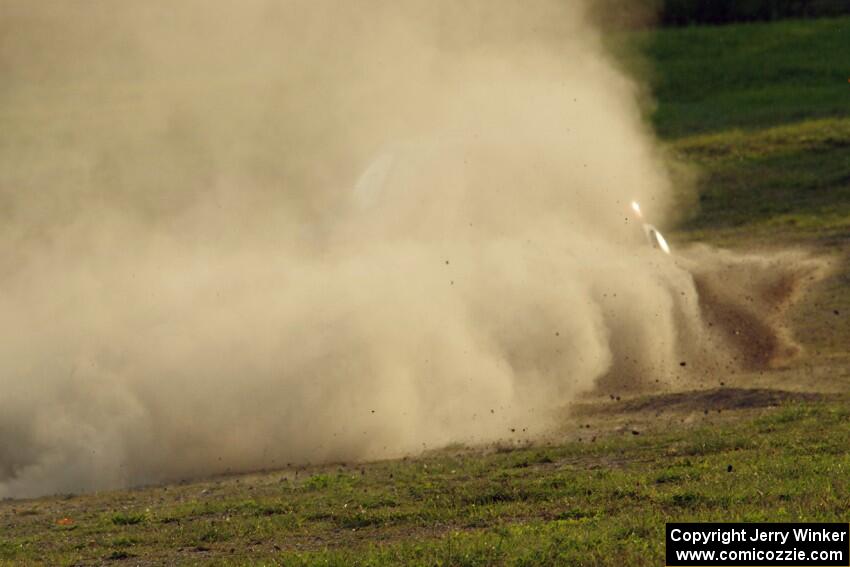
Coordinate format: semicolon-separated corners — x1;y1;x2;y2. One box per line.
0;1;825;498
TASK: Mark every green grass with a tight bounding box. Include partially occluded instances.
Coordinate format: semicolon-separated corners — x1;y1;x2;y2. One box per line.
671;117;850;239
3;15;850;567
646;17;850;138
645;17;850;242
1;402;849;565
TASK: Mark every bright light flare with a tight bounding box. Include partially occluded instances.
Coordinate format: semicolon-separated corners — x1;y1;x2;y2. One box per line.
630;201;643;218
654;229;671;254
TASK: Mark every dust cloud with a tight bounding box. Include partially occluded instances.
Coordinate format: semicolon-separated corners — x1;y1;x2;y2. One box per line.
0;1;820;498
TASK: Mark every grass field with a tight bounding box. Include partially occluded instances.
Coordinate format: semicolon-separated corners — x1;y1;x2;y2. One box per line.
3;400;849;565
647;17;850;138
2;16;850;567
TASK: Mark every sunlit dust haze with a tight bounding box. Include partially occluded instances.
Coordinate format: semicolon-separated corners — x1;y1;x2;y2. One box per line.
0;1;820;498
